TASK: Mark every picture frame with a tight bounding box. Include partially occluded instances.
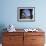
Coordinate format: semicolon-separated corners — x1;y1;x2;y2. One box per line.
17;7;35;22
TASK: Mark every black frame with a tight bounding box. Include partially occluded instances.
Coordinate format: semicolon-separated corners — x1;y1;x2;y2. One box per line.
17;7;35;22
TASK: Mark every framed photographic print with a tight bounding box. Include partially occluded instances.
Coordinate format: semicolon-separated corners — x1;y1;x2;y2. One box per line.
17;7;35;22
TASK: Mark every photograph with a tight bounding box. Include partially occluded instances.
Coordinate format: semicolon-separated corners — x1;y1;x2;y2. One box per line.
17;7;35;22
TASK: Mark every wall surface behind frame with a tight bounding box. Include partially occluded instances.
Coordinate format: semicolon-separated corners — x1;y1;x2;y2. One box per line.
0;0;46;44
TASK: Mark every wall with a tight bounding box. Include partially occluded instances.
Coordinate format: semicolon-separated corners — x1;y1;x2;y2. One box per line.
0;0;46;30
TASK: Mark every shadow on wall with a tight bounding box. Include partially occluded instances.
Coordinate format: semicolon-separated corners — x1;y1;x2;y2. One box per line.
0;24;7;43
